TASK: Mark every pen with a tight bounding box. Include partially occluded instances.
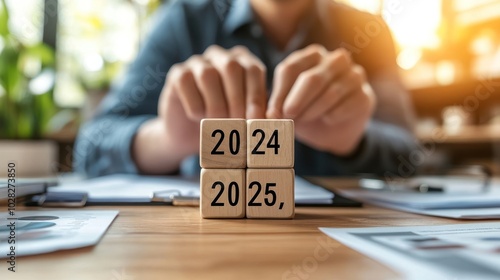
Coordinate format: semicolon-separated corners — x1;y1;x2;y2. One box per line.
410;183;444;193
151;190;200;206
171;195;200;206
359;179;444;193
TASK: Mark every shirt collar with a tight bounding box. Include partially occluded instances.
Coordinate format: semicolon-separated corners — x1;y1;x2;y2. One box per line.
222;0;254;34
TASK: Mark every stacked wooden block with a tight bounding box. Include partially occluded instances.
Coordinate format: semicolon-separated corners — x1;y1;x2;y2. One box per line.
200;119;295;219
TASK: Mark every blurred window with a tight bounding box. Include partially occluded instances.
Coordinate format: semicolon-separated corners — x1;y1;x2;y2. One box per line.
5;0;500;103
4;0;44;45
55;0;140;107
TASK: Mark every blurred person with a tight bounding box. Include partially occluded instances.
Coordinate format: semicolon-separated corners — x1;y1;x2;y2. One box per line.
74;0;416;177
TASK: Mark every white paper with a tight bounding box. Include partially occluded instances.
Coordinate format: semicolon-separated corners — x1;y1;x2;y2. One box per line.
51;175;200;202
294;177;334;204
397;176;494;194
379;202;500;219
355;176;500;209
340;189;500;219
342;188;500;209
339;178;500;219
0;210;118;257
320;223;500;280
49;174;333;204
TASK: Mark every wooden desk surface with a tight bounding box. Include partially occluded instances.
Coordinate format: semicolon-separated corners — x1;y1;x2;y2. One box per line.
9;178;473;280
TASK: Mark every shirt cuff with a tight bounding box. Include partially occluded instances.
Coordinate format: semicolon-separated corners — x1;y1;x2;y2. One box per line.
78;115;156;177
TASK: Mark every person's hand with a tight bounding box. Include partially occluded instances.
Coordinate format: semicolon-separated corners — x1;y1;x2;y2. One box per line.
134;45;267;174
267;44;376;156
159;45;267;154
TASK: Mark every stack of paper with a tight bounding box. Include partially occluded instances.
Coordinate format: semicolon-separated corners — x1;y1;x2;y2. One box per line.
1;177;58;200
49;174;334;205
339;178;500;219
0;210;117;257
320;223;500;280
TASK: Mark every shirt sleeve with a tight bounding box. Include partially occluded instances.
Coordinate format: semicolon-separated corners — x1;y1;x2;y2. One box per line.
73;2;187;177
294;120;418;177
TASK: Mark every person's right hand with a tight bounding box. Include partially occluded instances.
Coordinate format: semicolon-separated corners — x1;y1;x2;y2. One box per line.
134;45;268;174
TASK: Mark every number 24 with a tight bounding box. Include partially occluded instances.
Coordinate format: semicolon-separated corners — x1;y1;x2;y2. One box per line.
251;129;280;155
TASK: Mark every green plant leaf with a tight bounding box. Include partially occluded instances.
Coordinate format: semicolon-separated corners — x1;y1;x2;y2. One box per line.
1;46;27;102
23;43;55;66
0;41;18;77
0;0;58;139
0;0;9;37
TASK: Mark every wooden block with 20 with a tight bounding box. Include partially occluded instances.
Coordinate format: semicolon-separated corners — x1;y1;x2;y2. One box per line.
200;168;246;218
200;118;247;169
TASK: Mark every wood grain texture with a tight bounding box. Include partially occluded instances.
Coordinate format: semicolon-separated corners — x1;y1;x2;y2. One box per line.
200;119;247;169
247;119;294;168
12;178;475;280
246;169;294;219
201;168;246;218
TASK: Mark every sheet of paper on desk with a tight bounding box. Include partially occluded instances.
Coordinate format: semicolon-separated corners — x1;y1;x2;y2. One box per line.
50;175;201;203
294;177;334;204
340;188;500;209
0;210;118;257
1;177;59;199
338;186;500;219
49;174;334;204
320;222;500;280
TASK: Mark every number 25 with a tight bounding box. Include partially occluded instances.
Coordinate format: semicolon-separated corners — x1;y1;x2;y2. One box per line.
248;182;277;207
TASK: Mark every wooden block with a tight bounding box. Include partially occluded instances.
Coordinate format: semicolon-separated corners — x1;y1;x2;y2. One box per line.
247;119;294;168
246;169;294;219
200;119;247;169
200;168;246;218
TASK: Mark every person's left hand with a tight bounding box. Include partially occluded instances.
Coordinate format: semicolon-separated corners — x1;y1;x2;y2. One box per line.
267;44;376;156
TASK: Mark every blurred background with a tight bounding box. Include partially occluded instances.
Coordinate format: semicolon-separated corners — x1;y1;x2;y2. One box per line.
1;0;500;176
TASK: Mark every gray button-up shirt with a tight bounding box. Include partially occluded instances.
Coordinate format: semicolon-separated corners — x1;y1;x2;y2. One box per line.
74;0;416;177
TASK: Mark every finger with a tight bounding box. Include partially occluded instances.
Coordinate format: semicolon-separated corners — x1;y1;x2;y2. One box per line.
187;56;228;118
299;67;364;122
204;46;246;118
323;85;374;126
282;48;353;118
168;64;205;121
233;49;267;119
324;48;353;79
267;44;326;119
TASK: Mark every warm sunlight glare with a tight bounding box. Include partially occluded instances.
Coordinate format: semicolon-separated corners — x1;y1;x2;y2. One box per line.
397;48;422;70
382;0;442;49
436;61;456;85
336;0;381;14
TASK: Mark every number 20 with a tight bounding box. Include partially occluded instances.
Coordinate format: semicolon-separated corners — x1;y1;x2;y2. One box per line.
211;181;239;207
211;129;240;155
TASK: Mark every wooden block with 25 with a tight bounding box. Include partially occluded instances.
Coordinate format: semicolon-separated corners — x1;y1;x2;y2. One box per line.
246;168;294;219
